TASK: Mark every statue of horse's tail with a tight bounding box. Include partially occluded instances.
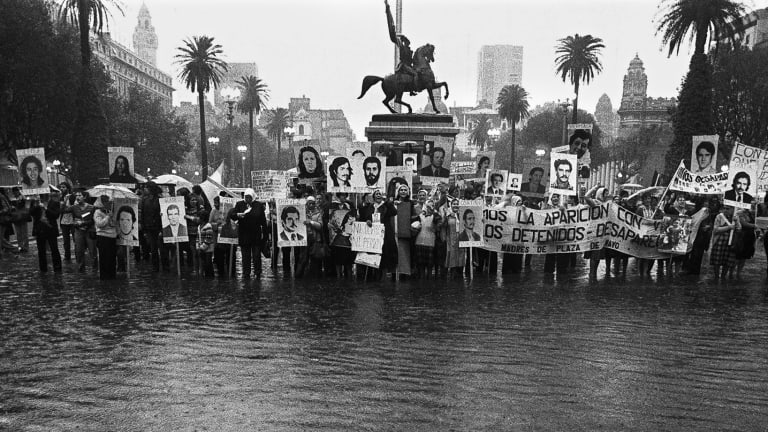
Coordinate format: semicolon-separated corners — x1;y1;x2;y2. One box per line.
358;75;383;99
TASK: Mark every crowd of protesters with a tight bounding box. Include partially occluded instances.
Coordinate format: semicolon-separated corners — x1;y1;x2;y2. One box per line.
0;178;765;282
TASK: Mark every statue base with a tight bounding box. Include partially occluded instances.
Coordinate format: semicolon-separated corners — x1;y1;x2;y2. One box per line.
365;113;459;146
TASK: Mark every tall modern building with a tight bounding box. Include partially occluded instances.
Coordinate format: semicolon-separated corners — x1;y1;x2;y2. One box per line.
90;3;173;109
476;45;523;107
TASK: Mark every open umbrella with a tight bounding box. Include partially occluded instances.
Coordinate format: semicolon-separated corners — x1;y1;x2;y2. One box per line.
86;184;138;200
627;186;665;202
152;174;193;190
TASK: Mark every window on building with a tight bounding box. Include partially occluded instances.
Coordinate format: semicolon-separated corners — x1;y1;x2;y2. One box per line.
299;125;305;135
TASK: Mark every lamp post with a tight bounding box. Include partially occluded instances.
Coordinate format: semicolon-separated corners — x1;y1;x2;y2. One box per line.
52;159;61;185
221;87;241;184
283;126;295;169
207;136;219;172
237;144;248;186
558;98;572;147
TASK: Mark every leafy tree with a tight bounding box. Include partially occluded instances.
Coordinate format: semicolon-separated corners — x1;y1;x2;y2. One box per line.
711;46;768;149
554;34;604;123
57;0;123;185
236;75;269;174
497;84;530;170
655;0;745;173
468;114;491;151
265;108;291;168
105;86;191;177
175;35;228;179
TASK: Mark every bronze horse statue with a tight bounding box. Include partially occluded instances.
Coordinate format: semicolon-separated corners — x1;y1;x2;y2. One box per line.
358;44;450;114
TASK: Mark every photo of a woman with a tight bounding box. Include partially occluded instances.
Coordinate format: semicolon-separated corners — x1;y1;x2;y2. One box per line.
297;146;325;179
109;155;138;184
20;154;46;189
476;156;491;179
329;157;352;187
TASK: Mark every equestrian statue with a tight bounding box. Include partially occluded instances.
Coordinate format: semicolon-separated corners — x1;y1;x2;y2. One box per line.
358;0;450;114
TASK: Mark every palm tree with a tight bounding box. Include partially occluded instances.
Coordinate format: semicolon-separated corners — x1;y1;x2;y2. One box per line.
175;36;228;179
57;0;123;184
266;108;291;168
554;34;604;123
236;75;269;175
468;114;491;151
656;0;745;58
58;0;123;69
497;85;530;171
654;0;745;173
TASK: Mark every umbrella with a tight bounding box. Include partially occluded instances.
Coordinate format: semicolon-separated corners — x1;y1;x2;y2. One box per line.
627;186;665;202
152;174;193;190
86;184;138;200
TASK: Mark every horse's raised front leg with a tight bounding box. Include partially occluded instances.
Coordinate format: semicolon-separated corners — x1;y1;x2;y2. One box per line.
435;81;449;100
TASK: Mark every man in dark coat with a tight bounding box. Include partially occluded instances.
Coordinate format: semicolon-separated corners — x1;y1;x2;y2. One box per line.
230;188;269;278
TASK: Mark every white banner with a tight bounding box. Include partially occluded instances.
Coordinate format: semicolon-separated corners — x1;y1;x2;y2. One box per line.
350;222;385;254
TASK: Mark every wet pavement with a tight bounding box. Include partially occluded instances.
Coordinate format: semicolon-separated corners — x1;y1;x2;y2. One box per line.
2;243;768;431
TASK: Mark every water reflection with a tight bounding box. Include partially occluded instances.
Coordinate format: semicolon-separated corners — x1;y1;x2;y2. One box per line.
2;250;768;430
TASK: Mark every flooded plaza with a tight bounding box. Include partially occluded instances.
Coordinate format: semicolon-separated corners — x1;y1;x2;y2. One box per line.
2;246;768;431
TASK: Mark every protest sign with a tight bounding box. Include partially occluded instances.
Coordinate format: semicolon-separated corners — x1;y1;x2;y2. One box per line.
669;160;729;195
567;123;592;179
327;155;386;193
519;158;548;204
251;170;289;200
482;202;673;258
507;173;522;192
484;169;508;197
350;222;385;253
690;135;719;174
114;198;139;247
354;252;381;269
420;135;454;186
160;196;188;243
346;142;372;158
292;143;325;183
724;143;760;209
458;200;484;247
549;153;578;196
276;199;307;247
450;161;476;176
657;215;694;255
107;147;138;188
217;197;239;245
402;153;419;174
474;151;496;182
385;167;413;199
329;208;355;247
16;147;48;195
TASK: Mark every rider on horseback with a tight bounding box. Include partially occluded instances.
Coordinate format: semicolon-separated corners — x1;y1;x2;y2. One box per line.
385;0;419;96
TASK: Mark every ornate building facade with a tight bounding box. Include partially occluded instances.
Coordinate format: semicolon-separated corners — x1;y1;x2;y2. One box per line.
287;96;356;156
91;3;173;109
616;54;675;134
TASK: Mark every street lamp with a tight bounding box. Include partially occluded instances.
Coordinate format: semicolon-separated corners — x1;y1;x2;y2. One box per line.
283;126;295;168
221;87;240;183
535;149;546;157
171;169;177;175
207;136;219;171
52;159;61;185
237;144;248;186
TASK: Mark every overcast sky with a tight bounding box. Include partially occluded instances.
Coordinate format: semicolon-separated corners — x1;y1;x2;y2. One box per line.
106;0;767;138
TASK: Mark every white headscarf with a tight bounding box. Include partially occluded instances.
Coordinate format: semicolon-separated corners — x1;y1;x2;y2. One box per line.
243;188;256;200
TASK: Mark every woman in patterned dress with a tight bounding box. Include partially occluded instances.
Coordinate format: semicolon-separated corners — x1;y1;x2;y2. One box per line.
710;205;737;279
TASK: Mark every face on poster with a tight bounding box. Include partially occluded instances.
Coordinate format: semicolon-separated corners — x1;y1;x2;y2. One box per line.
217;196;239;245
160;196;188;243
724;143;760;209
16;147;48;195
484;169;508;196
691;135;719;174
114;198;139;247
475;151;496;180
327;155;386;193
507;173;522;192
403;153;418;173
108;147;137;186
549;153;578;196
457;201;483;247
346;142;372;158
276;198;307;247
419;136;454;179
293;143;325;180
658;215;693;255
385;167;413;200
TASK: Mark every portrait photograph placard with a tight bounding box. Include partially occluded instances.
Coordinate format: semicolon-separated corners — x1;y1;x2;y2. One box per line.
402;153;418;174
484;169;508;197
217;197;239;245
507;173;523;192
16;147;48;195
160;196;188;244
690;135;719;175
420;135;454;186
293;143;325;183
724;142;760;209
114;198;139;247
474;151;496;181
457;200;484;248
567;123;592;178
327;155;386;193
549;153;578;196
385;167;413;200
276;198;307;247
107;147;138;188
